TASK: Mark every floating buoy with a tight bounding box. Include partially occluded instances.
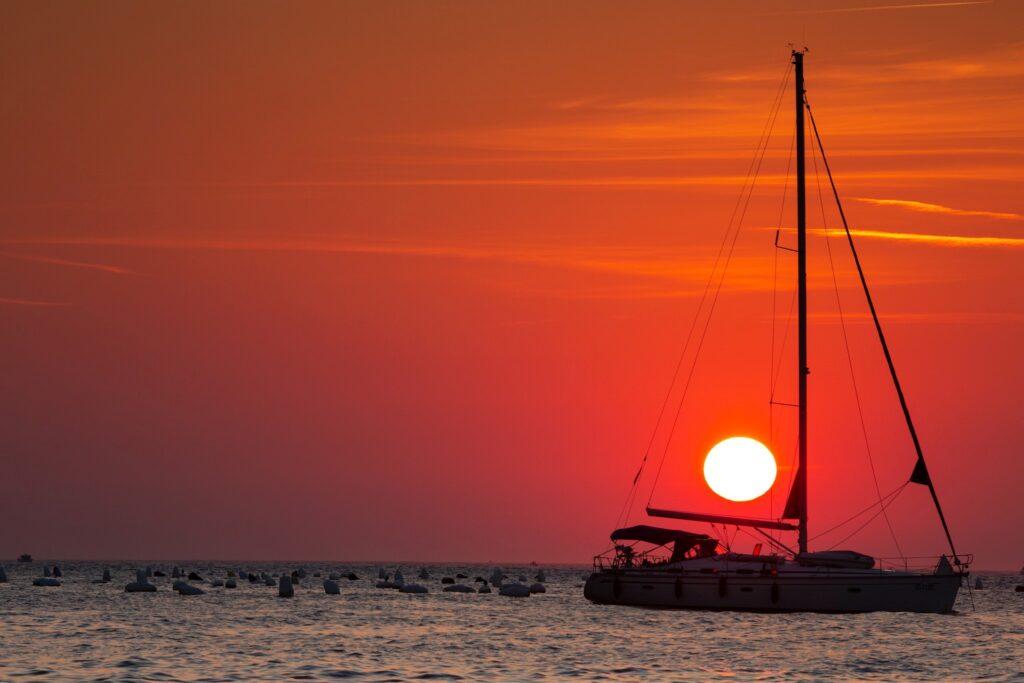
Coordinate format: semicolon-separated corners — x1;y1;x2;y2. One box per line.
172;567;181;579
324;579;341;595
43;566;52;577
347;573;359;581
297;568;307;579
153;570;166;577
1015;585;1023;592
210;579;224;587
174;581;205;596
227;570;237;578
0;567;7;583
378;568;387;579
329;572;341;581
264;577;276;586
52;565;63;577
279;576;294;598
441;577;455;584
528;583;546;594
517;575;527;583
478;584;491;594
187;572;202;582
535;570;546;582
225;579;237;589
456;573;468;579
33;577;61;587
103;568;111;582
499;583;530;597
489;568;504;585
125;570;156;593
974;578;984;590
400;583;428;594
473;576;485;583
418;568;430;580
443;584;474;593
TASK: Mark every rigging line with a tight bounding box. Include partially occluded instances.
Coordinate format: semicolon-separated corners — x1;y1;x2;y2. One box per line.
810;482;907;542
769;128;797;460
615;65;794;529
622;61;790;520
804;98;960;562
645;73;790;508
827;484;909;551
809;123;904;560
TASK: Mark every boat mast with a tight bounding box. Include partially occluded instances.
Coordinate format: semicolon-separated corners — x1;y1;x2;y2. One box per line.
794;49;808;555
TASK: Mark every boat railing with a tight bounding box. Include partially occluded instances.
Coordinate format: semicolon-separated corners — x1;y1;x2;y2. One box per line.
874;554;973;574
593;548;673;570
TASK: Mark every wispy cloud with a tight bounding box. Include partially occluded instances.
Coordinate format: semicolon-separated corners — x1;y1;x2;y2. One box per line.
852;197;1022;220
758;1;991;16
0;251;137;274
808;310;1024;324
0;235;787;293
815;227;1024;248
0;297;70;307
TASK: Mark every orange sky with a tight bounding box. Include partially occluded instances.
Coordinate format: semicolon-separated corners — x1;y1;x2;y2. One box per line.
0;1;1021;568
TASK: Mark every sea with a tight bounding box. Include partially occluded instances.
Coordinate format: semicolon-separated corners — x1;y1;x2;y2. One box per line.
1;562;1021;682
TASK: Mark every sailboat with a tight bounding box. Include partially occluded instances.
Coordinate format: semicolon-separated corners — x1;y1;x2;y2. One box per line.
583;51;969;613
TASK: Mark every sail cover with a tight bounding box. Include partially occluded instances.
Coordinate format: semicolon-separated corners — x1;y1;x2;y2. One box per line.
610;525;711;547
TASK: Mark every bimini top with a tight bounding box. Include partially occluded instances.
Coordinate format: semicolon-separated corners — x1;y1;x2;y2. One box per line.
610;525;711;547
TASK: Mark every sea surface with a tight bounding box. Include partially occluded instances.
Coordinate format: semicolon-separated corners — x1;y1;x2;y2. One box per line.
0;562;1021;682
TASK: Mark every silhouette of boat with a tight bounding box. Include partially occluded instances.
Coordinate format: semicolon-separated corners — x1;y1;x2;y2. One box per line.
17;554;32;563
584;51;969;613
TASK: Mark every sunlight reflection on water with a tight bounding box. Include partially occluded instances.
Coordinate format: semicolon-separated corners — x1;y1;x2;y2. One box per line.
0;562;1020;682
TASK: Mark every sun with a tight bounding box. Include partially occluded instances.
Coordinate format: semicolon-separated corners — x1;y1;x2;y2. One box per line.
703;437;777;502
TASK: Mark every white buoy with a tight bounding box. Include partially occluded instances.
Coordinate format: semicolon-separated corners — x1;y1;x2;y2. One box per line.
324;579;341;595
33;577;61;587
499;583;530;597
279;576;294;598
529;582;546;594
442;584;475;593
125;569;156;593
400;583;428;594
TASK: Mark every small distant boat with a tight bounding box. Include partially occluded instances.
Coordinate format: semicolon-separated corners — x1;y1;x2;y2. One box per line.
17;554;32;563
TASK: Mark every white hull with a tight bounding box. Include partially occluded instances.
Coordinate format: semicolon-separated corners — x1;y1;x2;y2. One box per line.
584;567;961;613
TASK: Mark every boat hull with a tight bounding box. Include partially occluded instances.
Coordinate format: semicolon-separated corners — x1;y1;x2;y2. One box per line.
583;569;961;613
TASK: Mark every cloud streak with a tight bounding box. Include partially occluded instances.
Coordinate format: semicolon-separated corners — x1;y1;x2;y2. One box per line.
852;197;1023;220
0;251;137;274
806;227;1024;248
0;297;70;307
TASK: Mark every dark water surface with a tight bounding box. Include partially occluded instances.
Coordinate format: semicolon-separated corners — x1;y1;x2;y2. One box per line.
0;562;1020;681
